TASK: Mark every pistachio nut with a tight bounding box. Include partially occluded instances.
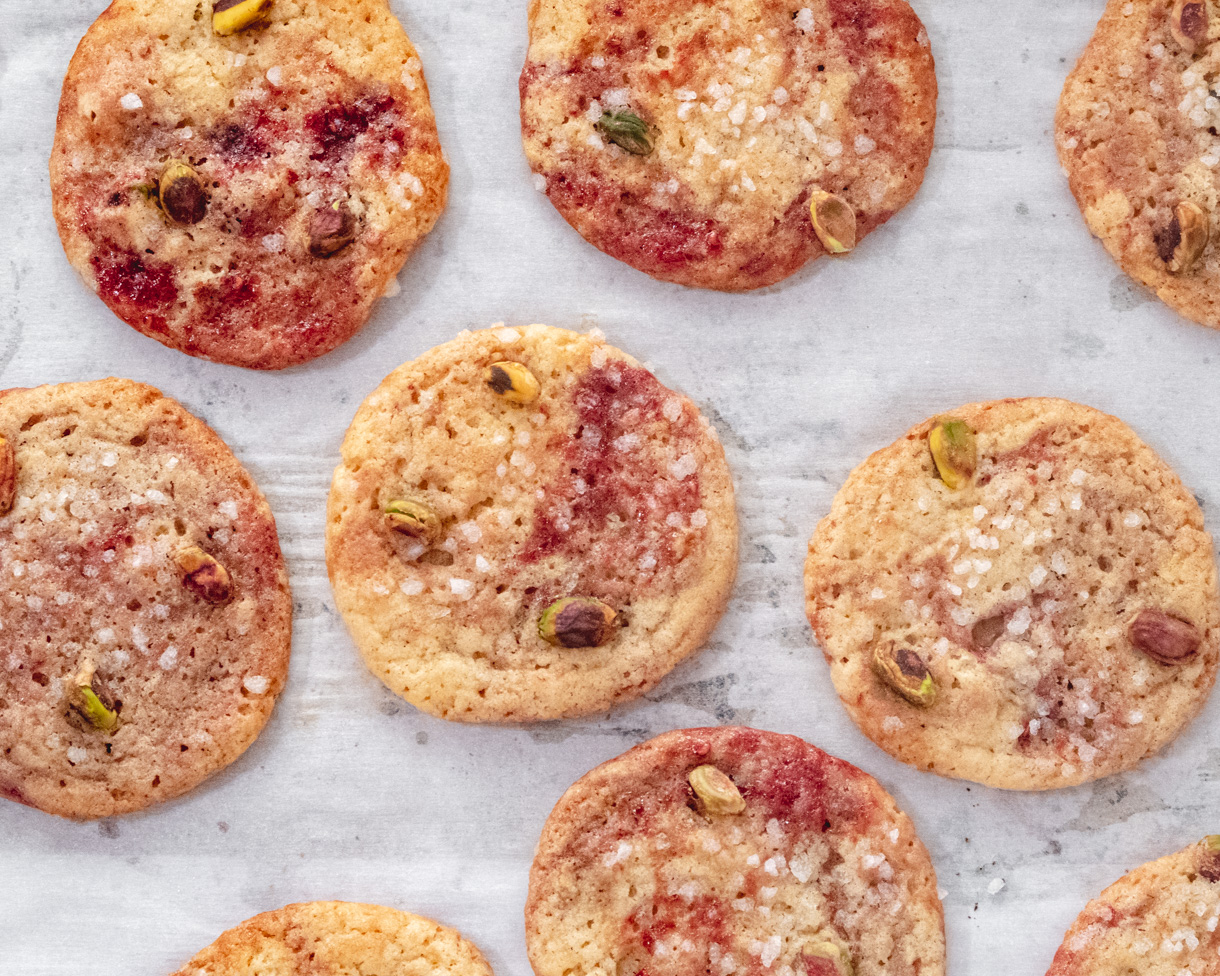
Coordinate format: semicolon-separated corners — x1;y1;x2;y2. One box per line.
595;110;654;156
174;545;234;605
802;943;854;976
158;161;207;225
309;201;356;257
688;764;746;815
1201;835;1220;882
485;361;541;404
1171;0;1209;53
809;189;857;254
212;0;273;35
1156;201;1210;273
538;596;617;648
0;433;15;515
385;499;442;544
1129;608;1200;665
928;418;977;490
66;660;120;734
872;642;936;707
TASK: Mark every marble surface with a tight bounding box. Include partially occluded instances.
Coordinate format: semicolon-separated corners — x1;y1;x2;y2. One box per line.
2;0;1219;973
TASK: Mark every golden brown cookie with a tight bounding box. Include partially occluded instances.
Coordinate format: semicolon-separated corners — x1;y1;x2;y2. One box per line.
170;901;494;976
805;398;1220;790
50;0;448;369
1057;0;1220;328
1045;836;1220;976
526;726;946;976
326;324;738;722
0;379;292;819
520;0;937;291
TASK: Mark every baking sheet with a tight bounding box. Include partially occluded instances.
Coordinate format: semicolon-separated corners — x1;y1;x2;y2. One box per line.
3;0;1220;973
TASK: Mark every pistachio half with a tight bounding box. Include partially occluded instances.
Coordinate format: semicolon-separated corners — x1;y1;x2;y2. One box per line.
538;597;617;648
66;660;120;734
595;110;654;155
1129;608;1201;665
1171;0;1209;53
1201;835;1220;882
872;642;936;707
809;189;857;254
688;764;746;815
485;361;541;404
309;202;357;257
929;418;977;490
159;161;208;225
0;434;15;515
802;942;854;976
1156;201;1210;273
212;0;273;35
385;499;442;545
174;545;234;605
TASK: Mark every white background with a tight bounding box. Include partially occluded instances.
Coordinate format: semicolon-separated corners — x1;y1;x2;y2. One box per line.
2;1;1218;974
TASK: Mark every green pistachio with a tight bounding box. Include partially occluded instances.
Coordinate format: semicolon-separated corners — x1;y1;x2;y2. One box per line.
538;597;617;648
595;110;654;156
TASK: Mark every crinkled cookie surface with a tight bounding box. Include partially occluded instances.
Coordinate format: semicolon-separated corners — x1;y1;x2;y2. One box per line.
1045;838;1220;976
1058;0;1220;329
805;398;1220;790
520;0;937;290
526;726;945;976
0;379;291;819
170;901;494;976
51;0;448;369
326;325;738;722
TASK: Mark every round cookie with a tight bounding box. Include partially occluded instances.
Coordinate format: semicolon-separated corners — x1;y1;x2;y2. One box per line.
0;379;292;819
519;0;937;291
50;0;448;370
326;324;737;722
525;726;946;976
1045;836;1220;976
170;901;494;976
804;398;1220;791
1057;0;1220;329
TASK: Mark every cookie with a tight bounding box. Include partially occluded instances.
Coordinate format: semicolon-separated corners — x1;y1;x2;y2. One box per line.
804;398;1220;790
50;0;448;370
525;726;946;976
1045;836;1220;976
170;901;494;976
326;324;737;722
519;0;937;291
1056;0;1220;329
0;379;292;819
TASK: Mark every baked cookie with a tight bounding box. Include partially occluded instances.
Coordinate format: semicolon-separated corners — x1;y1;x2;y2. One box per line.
1056;0;1220;329
0;379;292;819
525;726;946;976
804;398;1220;791
1045;836;1220;976
519;0;937;291
170;901;494;976
50;0;447;370
326;324;737;722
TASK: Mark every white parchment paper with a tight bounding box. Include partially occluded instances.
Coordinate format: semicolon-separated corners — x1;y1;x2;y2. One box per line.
2;1;1219;974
